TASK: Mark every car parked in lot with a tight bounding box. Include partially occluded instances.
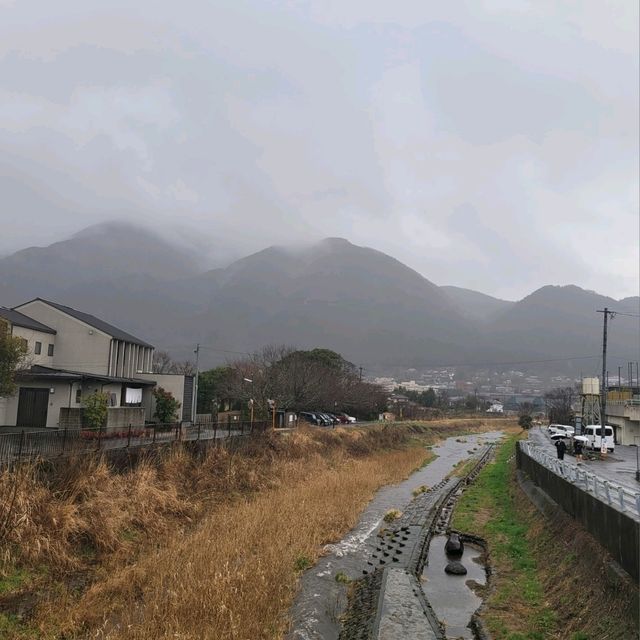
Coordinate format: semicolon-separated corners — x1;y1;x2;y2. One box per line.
299;411;322;426
548;424;574;437
316;412;336;426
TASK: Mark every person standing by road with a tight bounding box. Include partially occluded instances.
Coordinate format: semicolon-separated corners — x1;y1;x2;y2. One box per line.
555;438;567;460
573;439;583;461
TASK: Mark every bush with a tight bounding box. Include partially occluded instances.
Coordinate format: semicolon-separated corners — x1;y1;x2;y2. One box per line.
84;392;108;429
518;414;533;430
153;387;181;424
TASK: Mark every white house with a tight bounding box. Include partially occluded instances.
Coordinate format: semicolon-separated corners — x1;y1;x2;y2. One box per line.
1;299;193;429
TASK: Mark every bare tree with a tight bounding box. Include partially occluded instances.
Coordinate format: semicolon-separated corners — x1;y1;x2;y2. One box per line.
544;387;575;424
152;350;195;375
173;360;195;375
153;350;175;374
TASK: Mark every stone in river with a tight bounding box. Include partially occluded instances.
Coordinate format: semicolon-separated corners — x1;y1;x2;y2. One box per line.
444;561;467;575
445;533;464;557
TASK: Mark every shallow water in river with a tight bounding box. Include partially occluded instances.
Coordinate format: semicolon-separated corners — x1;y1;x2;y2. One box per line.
287;430;504;640
422;535;486;639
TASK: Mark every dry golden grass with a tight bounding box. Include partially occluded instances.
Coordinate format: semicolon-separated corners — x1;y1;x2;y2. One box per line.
71;447;427;639
0;420;511;639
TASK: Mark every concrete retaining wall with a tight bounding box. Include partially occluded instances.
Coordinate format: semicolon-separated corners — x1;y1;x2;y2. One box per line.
516;443;639;583
59;407;146;430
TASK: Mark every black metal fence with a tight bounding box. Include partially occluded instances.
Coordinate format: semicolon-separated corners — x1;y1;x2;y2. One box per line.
0;420;270;470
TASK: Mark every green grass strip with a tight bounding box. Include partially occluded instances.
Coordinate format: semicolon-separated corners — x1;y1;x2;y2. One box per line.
452;433;557;640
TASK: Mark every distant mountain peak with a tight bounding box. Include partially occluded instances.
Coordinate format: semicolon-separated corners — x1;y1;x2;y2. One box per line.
320;237;352;246
72;220;160;239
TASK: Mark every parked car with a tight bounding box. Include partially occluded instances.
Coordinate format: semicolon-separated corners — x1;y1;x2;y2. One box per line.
583;425;615;452
299;411;322;426
336;412;356;424
315;412;335;426
548;424;574;437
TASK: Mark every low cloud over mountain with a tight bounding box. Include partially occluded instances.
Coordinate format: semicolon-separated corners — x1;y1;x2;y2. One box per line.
1;223;638;373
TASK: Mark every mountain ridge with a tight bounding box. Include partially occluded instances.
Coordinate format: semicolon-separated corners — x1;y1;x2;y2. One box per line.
1;223;637;371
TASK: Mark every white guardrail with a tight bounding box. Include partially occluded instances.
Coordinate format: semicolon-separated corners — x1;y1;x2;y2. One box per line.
519;440;640;520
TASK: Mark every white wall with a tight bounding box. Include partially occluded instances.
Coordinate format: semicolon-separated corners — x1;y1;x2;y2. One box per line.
12;325;56;366
4;380;76;428
138;373;186;422
15;300;111;375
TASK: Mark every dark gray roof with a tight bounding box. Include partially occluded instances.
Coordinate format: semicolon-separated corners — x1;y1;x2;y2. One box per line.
0;307;56;334
24;365;156;386
14;298;153;348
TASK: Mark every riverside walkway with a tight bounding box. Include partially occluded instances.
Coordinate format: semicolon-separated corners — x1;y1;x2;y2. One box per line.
525;427;640;521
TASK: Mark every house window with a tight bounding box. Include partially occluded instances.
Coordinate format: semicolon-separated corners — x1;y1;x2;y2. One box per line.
125;387;143;405
75;388;82;404
47;344;54;357
34;341;42;355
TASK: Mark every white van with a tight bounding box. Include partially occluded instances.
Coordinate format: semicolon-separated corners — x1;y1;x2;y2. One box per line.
583;425;615;452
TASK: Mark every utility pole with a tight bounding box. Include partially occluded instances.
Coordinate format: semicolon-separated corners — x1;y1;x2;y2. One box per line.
359;366;363;382
597;309;615;455
192;343;200;424
618;366;621;388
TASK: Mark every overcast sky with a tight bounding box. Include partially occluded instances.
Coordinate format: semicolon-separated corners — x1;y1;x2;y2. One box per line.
0;0;638;300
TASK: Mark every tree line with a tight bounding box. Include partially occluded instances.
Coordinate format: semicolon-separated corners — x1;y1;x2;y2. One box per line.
197;346;387;419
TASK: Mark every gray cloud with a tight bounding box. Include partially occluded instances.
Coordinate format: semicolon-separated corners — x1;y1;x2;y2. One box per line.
0;0;637;299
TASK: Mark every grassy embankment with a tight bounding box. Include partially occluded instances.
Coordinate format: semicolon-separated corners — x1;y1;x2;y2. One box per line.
0;418;509;639
452;433;638;640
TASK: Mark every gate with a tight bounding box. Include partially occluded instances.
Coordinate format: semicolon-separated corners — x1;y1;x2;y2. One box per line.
16;388;49;428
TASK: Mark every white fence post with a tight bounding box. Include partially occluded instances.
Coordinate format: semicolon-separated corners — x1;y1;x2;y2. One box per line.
603;481;611;505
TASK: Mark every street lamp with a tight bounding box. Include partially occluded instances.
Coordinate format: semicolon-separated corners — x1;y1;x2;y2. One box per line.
634;436;640;483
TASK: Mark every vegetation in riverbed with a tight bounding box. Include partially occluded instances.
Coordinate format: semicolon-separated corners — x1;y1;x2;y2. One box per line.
452;433;638;640
383;509;403;522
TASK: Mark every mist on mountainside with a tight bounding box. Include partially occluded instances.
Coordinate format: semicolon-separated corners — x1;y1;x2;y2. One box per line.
2;222;637;375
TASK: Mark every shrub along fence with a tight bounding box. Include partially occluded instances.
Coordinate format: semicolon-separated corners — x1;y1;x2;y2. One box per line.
516;440;639;584
0;420;270;470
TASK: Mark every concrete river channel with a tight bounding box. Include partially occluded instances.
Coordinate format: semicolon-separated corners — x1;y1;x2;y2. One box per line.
288;431;504;640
